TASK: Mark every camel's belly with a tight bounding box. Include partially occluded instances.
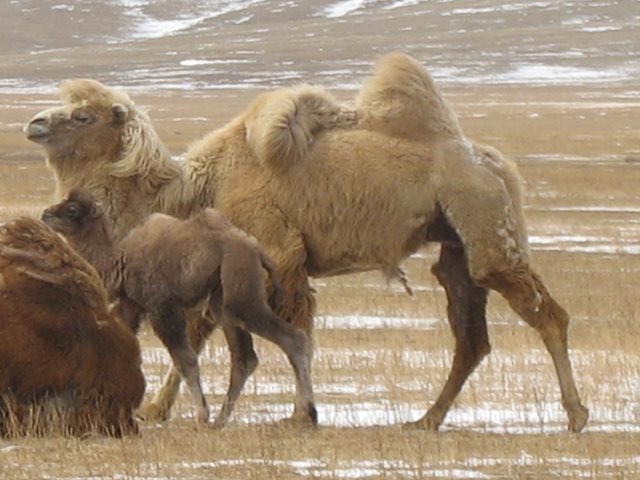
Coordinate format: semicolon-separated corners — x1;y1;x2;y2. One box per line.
278;131;439;275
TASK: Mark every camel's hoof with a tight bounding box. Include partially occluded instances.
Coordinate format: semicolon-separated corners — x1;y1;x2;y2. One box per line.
279;403;318;429
210;418;228;430
278;416;317;430
568;404;589;433
402;415;441;431
197;408;210;424
136;403;170;423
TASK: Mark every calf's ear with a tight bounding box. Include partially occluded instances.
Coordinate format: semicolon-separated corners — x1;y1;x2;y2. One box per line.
112;104;129;125
90;202;104;219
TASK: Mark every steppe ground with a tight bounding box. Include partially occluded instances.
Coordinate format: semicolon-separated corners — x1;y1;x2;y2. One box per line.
1;81;639;479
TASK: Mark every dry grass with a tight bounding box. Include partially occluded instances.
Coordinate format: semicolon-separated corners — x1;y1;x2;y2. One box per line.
1;86;640;479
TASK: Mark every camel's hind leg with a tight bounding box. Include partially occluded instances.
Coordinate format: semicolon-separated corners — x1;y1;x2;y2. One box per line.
141;311;218;422
211;325;258;429
149;304;209;423
480;267;589;432
406;243;490;431
435;145;587;432
219;246;317;426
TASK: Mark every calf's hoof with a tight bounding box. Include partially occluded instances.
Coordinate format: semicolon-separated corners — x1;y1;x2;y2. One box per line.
280;402;318;428
196;406;210;424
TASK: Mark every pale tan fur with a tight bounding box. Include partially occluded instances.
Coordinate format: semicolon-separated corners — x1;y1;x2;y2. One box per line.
25;53;587;432
27;78;194;241
355;52;463;141
245;84;358;172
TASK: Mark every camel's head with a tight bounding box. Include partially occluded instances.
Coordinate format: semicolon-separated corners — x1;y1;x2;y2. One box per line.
24;79;132;158
42;188;106;238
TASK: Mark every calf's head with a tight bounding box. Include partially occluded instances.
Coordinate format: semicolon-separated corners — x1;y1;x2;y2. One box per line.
42;189;105;237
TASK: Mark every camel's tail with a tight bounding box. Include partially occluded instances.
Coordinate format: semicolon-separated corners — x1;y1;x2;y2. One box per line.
259;250;284;312
245;85;358;173
356;52;463;141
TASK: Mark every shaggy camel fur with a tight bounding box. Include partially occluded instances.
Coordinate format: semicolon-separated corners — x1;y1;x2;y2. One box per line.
0;217;144;436
42;189;316;426
24;53;588;432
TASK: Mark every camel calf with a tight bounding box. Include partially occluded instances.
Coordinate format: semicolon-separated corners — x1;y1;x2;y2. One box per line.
42;189;316;426
0;217;144;437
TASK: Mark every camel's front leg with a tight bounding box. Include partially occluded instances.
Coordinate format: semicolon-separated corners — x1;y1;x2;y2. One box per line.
140;310;218;422
148;304;209;423
405;243;490;431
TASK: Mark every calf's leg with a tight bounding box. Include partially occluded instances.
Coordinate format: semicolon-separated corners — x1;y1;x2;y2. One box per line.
219;248;316;426
141;310;217;421
150;304;209;423
212;325;258;428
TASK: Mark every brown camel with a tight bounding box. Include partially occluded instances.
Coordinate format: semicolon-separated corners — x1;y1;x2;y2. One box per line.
0;217;145;436
42;189;316;426
24;52;588;432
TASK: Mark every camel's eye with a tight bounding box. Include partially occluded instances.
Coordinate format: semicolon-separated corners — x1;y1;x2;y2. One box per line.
65;204;80;217
72;111;93;125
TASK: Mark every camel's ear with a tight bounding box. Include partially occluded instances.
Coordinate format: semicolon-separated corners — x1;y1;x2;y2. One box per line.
112;103;129;125
90;202;104;219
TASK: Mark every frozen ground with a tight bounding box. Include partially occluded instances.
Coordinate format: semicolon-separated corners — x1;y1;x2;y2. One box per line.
1;0;639;93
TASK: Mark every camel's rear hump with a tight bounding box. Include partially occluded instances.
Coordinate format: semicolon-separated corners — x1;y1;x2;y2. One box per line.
356;52;463;141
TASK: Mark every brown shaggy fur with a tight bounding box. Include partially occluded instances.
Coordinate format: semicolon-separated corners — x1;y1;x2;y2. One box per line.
25;52;588;432
42;190;316;426
0;217;144;437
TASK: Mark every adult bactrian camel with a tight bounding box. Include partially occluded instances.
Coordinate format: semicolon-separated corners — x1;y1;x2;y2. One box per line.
0;217;145;436
24;52;588;432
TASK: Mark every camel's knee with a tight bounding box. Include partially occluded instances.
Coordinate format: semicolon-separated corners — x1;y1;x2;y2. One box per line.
471;336;491;364
170;344;199;373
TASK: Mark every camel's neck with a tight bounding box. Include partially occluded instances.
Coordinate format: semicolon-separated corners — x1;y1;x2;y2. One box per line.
68;219;120;292
48;152;111;198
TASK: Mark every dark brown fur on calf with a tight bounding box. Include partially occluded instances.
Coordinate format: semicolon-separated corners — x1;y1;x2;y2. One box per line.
43;189;316;426
0;217;145;437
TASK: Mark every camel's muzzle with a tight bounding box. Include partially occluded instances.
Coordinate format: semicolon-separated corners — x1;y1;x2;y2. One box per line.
24;117;51;142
